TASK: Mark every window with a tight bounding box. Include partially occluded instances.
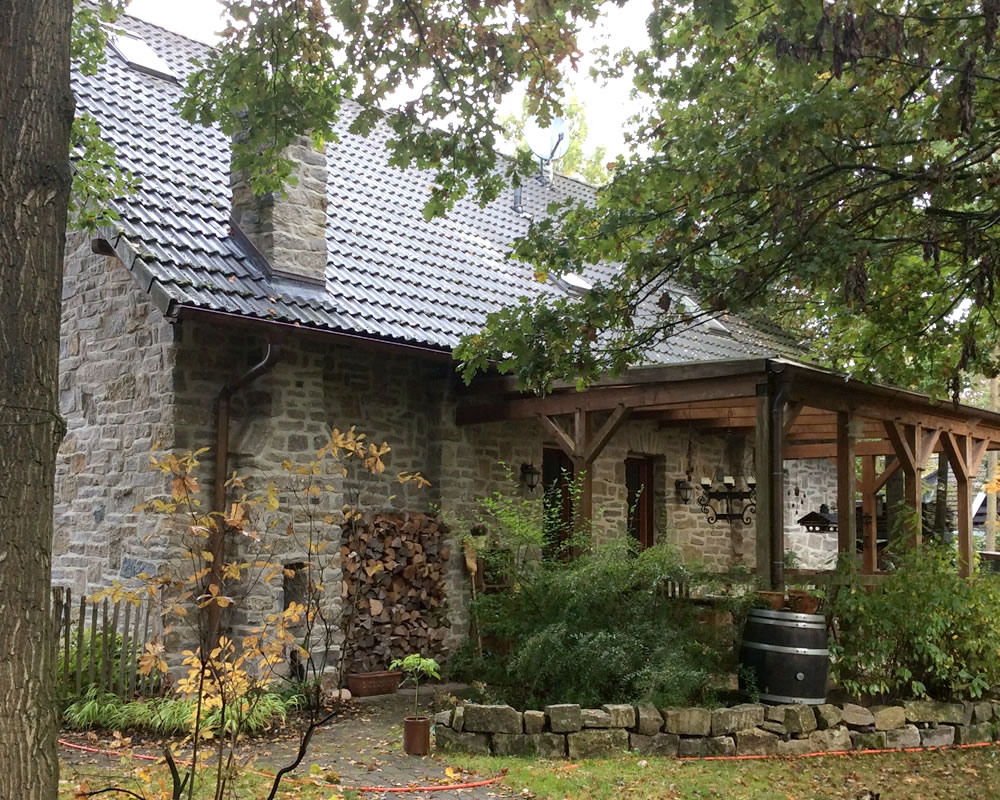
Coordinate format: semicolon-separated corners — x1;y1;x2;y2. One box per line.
626;456;656;549
107;30;177;82
542;448;575;559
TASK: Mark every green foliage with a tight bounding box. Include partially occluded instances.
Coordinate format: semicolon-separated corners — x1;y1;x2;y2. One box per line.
829;543;1000;701
390;653;441;717
458;538;754;709
62;687;293;736
56;630;160;697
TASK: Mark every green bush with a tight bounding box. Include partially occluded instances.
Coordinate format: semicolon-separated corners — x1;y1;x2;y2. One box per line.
455;539;754;708
63;687;293;736
829;543;1000;701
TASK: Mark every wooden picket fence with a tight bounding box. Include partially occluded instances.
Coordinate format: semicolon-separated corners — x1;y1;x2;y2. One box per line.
51;586;162;698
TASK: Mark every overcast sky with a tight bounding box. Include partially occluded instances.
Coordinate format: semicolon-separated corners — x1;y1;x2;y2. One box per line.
126;0;649;160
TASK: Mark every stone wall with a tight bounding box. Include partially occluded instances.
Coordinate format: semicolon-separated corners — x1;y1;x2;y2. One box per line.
53;234;178;597
436;699;1000;758
783;458;840;569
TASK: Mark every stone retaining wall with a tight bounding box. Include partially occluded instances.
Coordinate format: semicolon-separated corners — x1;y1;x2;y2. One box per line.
435;700;1000;759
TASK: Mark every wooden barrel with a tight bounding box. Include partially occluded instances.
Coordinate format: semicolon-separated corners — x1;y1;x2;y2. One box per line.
738;608;829;705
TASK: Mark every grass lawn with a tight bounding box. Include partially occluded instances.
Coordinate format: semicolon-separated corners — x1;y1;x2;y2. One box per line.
61;745;1000;799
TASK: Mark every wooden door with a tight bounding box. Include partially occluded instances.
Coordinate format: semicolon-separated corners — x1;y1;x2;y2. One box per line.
626;456;655;549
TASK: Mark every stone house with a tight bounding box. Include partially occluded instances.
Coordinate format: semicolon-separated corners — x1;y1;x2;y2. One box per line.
52;15;845;659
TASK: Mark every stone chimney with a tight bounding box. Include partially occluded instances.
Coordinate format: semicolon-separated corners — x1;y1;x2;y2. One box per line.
230;135;328;285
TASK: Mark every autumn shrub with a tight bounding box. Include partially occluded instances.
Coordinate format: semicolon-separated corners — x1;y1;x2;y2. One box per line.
829;543;1000;701
458;538;755;708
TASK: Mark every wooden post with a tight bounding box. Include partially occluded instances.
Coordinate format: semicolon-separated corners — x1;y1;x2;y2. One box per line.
989;377;998;551
836;412;858;558
884;422;940;546
861;456;878;573
942;433;990;578
573;408;593;533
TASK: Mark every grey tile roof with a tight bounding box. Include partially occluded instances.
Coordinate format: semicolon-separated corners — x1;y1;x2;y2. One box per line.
74;14;799;364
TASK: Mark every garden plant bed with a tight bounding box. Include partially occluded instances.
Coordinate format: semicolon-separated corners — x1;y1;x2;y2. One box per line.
436;699;1000;759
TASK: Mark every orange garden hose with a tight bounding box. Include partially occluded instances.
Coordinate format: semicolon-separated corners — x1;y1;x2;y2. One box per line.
60;737;996;793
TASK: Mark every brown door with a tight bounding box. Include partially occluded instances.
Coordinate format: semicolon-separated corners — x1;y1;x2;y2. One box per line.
626;456;655;549
543;448;574;558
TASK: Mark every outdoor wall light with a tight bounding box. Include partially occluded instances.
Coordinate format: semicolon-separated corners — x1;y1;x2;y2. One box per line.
520;462;541;491
697;475;757;525
675;477;694;504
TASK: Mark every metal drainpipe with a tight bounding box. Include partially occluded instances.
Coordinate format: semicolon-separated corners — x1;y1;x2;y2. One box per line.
206;341;282;647
768;365;787;591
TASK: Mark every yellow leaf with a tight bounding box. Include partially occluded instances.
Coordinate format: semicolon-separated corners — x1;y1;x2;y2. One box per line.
201;550;214;563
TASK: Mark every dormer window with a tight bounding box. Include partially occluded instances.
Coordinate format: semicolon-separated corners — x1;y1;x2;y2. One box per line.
678;294;731;337
555;272;593;296
107;30;177;82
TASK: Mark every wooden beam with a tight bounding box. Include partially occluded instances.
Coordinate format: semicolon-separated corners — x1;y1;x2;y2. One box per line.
572;410;594;532
872;458;900;493
836;412;858;557
783;401;805;438
860;456;878;574
541;415;576;458
583;405;630;465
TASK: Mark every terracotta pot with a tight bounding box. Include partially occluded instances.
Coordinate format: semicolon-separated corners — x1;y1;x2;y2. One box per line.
346;670;402;698
787;590;821;615
403;715;431;755
759;590;786;611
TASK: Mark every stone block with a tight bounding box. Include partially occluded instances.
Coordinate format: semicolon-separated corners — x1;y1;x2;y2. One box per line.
452;706;465;732
546;704;582;733
602;703;636;729
955;723;994;745
871;705;906;731
850;730;887;750
629;732;680;756
633;702;664;736
735;728;779;756
904;700;965;725
972;701;994;724
493;732;567;757
536;733;568;759
841;703;876;729
679;735;736;758
582;708;613;728
777;737;815;755
463;704;523;734
524;710;546;734
761;720;788;736
433;710;452;727
663;707;712;737
435;726;490;754
920;726;955;747
809;726;851;751
766;705;789;723
784;705;818;735
815;704;843;730
886;725;921;749
566;728;629;759
711;703;765;735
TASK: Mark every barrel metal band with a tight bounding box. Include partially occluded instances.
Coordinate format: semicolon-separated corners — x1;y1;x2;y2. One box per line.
746;616;825;631
741;640;830;656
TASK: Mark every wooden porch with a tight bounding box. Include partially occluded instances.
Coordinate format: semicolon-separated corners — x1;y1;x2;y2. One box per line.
457;358;1000;588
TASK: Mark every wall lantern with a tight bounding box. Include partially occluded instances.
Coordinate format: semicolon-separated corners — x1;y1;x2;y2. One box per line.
675;477;694;504
797;503;838;533
520;462;541;491
697;475;757;525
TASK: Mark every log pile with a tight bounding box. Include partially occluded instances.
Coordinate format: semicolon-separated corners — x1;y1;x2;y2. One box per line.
341;512;451;673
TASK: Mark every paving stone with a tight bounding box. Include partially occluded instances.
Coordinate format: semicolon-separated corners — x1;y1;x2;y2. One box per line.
784;705;818;734
809;726;851;751
582;708;612;728
662;707;711;737
711;703;765;735
545;704;582;733
815;704;843;730
523;710;546;734
955;723;994;745
629;732;680;756
493;732;567;757
886;724;921;749
904;700;965;725
463;704;522;734
777;737;815;755
850;730;887;750
920;726;955;747
602;704;636;728
679;735;736;757
735;728;779;756
566;728;629;758
841;703;875;729
435;726;490;754
633;702;664;736
871;705;906;731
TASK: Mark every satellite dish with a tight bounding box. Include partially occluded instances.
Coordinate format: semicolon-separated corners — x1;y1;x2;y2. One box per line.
524;116;571;162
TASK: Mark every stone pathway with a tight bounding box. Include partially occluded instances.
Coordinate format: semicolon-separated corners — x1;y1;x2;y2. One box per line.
61;687;512;799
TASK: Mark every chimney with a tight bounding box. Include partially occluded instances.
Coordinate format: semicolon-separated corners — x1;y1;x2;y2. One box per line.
230;135;328;286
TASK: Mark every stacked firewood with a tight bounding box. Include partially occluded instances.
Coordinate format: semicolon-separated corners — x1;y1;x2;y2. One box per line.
341;512;451;673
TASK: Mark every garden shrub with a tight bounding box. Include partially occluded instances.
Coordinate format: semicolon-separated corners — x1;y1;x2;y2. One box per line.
456;538;755;708
829;543;1000;701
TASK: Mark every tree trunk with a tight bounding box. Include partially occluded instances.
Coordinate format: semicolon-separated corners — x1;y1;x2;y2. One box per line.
0;1;75;798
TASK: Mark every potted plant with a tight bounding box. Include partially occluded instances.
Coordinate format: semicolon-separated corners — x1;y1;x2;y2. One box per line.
758;590;786;611
787;588;823;615
390;653;441;755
